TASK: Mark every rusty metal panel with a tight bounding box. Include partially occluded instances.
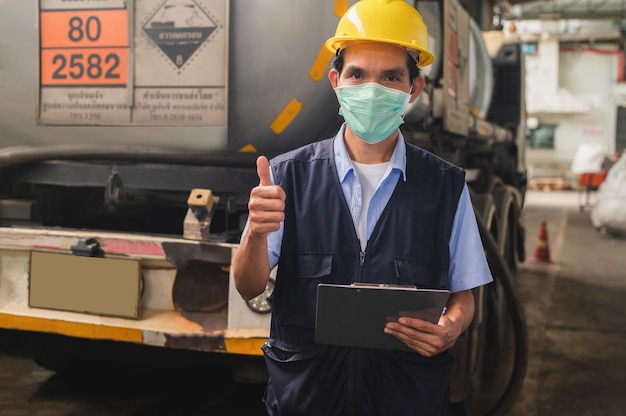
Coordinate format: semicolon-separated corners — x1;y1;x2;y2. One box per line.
443;0;469;137
29;251;142;319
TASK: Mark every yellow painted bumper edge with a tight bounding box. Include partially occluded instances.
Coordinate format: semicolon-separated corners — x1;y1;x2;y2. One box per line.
0;313;143;343
224;337;266;356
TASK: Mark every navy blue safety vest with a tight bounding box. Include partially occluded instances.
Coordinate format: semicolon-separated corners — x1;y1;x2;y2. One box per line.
262;138;466;416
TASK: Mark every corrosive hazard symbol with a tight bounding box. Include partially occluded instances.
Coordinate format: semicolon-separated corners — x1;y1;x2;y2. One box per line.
143;0;217;68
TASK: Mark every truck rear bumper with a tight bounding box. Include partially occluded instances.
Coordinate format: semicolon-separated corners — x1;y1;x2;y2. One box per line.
0;227;269;356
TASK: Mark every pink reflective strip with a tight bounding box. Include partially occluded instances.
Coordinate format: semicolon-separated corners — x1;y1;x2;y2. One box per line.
102;239;165;256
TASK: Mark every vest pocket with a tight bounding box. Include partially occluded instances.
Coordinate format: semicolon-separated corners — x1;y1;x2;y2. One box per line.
294;252;333;278
275;252;334;329
262;342;328;415
393;256;449;289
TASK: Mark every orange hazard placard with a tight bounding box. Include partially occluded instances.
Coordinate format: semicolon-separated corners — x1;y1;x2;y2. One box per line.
40;8;129;87
41;48;129;86
40;10;128;48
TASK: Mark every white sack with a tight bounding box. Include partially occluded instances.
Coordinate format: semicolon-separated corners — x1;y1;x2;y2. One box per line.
591;150;626;234
571;143;607;174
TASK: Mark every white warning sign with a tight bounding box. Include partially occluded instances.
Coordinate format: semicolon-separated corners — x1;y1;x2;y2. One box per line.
38;0;229;127
133;0;227;125
142;0;218;69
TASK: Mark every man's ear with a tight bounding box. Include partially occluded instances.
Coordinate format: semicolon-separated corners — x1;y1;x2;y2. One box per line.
328;68;339;88
409;76;425;103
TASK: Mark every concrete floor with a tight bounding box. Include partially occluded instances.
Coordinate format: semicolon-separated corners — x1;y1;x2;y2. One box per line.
506;190;626;415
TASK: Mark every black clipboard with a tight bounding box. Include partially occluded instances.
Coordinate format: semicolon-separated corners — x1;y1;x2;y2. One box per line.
314;283;450;351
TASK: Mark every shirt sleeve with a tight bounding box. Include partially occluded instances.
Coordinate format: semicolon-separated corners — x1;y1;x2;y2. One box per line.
448;184;494;293
266;223;283;269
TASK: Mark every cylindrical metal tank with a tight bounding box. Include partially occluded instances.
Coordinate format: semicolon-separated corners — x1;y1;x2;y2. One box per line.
468;18;494;120
0;0;356;155
1;1;498;155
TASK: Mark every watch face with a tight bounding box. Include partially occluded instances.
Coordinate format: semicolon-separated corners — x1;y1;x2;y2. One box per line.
246;278;275;314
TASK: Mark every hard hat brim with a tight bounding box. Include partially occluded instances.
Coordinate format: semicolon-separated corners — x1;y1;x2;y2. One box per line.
325;37;435;68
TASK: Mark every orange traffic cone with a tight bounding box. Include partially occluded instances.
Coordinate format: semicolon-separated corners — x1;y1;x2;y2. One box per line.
531;221;552;263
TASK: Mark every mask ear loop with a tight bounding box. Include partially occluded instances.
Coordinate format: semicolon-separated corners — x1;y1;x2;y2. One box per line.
402;85;414;119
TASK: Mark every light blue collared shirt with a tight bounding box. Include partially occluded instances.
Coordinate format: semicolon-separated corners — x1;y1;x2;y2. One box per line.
249;124;492;293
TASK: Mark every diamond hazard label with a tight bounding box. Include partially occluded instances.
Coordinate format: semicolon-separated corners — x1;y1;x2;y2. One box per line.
143;0;217;69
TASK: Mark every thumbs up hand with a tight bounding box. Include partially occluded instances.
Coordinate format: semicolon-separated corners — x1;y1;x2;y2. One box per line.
256;155;274;187
247;156;286;239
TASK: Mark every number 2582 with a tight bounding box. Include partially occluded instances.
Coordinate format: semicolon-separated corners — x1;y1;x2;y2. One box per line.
52;52;121;80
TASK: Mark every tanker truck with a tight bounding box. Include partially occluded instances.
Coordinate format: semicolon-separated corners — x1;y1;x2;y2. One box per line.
0;0;527;414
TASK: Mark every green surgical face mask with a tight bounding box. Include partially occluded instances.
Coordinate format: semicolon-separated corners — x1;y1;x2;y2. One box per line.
335;82;411;144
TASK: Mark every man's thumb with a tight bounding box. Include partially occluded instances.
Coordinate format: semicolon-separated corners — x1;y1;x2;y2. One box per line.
256;156;272;186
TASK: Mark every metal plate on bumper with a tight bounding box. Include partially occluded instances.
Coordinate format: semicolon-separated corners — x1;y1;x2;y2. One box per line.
29;251;141;319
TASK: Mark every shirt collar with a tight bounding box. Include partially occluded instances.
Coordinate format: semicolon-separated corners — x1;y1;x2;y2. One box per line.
333;123;407;182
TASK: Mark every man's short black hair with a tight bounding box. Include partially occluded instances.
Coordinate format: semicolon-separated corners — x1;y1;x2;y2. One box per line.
331;49;421;83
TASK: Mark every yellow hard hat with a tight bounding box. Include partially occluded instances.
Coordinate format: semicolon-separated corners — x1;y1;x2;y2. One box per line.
325;0;435;68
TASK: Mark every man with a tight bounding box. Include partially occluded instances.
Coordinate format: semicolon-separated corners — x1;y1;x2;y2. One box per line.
232;0;492;414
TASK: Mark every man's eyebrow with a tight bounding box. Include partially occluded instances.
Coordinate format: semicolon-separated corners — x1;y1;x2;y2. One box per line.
343;64;365;75
382;67;408;77
342;65;407;77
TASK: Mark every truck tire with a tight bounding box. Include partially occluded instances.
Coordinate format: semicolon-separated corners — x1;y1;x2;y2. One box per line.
491;184;523;272
449;192;496;414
